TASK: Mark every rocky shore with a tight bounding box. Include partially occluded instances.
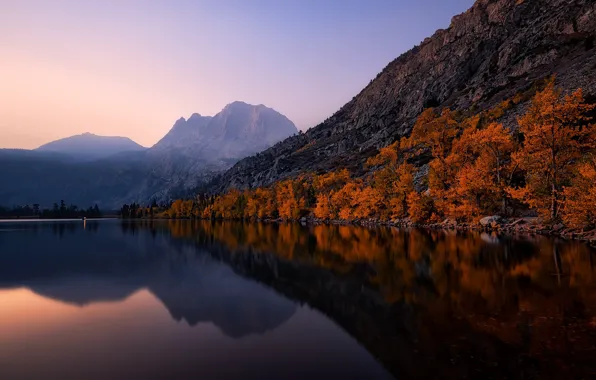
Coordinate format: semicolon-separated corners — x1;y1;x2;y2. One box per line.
257;215;596;248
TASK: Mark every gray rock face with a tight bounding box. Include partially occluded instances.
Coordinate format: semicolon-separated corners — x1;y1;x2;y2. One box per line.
213;0;596;192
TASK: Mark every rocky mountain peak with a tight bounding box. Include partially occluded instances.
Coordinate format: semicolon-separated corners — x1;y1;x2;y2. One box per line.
153;102;297;159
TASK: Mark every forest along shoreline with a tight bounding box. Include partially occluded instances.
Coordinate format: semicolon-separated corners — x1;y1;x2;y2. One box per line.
121;79;596;249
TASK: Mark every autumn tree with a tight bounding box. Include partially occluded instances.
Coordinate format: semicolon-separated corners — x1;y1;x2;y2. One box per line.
245;192;259;219
329;181;360;220
313;193;331;220
452;122;516;218
366;140;415;219
562;156;596;228
168;200;183;218
211;189;245;219
275;180;305;220
402;108;462;216
509;79;595;222
351;185;384;219
314;169;350;193
407;191;437;224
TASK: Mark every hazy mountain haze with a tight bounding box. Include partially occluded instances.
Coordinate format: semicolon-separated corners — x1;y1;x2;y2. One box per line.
0;102;298;208
36;133;146;161
0;0;475;149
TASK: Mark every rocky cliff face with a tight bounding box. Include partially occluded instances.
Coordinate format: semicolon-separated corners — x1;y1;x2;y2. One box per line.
213;0;596;191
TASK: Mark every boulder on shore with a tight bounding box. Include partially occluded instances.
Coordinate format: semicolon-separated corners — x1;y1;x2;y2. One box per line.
479;216;503;227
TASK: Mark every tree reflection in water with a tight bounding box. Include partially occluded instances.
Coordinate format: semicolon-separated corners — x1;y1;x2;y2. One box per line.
139;220;596;379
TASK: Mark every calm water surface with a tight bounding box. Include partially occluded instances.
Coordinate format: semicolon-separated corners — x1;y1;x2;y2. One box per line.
1;220;595;379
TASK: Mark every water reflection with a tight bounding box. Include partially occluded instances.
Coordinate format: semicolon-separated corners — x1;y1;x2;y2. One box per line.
1;220;595;379
0;221;296;339
145;220;596;379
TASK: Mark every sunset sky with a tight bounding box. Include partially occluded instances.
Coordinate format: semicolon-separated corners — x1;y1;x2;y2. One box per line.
1;0;474;149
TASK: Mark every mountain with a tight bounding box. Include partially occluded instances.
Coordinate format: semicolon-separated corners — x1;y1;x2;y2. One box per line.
0;103;297;208
153;102;298;160
37;132;146;161
144;102;298;194
153;113;213;152
211;0;596;192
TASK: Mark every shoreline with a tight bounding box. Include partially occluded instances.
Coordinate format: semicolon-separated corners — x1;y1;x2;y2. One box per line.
306;217;596;247
125;216;596;248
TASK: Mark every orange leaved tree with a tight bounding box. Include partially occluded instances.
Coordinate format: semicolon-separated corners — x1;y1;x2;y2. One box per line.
403;108;462;217
562;156;596;228
366;140;415;219
453;123;516;217
509;79;595;222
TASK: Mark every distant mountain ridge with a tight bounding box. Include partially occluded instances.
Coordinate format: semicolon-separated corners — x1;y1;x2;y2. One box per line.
37;132;146;161
0;102;298;208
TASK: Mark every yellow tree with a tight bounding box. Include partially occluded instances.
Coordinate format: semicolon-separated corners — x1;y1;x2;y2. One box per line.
181;200;194;218
366;140;415;219
402;108;461;216
313;193;331;219
510;80;595;221
562;157;596;228
168;199;184;218
314;169;350;193
330;181;359;220
245;190;258;219
351;185;384;219
257;188;277;219
454;123;515;217
406;191;436;223
275;180;304;219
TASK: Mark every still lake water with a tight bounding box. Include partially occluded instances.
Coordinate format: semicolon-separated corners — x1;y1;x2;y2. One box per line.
1;220;595;379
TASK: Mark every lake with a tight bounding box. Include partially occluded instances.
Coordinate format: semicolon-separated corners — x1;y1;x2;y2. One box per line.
0;220;595;379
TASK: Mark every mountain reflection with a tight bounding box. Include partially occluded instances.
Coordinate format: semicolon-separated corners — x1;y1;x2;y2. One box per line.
0;221;296;339
2;220;596;379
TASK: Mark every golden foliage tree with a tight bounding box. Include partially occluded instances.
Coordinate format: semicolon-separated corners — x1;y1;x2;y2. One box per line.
562;157;596;228
452;123;516;219
509;79;595;222
367;141;415;219
403;108;462;217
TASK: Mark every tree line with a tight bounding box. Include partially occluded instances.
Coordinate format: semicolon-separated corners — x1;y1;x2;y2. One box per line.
120;199;170;219
0;200;102;219
131;79;596;229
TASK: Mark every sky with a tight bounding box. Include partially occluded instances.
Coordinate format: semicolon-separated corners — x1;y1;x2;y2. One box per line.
0;0;475;149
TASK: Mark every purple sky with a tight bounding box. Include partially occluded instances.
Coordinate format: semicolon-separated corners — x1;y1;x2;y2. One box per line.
1;0;475;148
